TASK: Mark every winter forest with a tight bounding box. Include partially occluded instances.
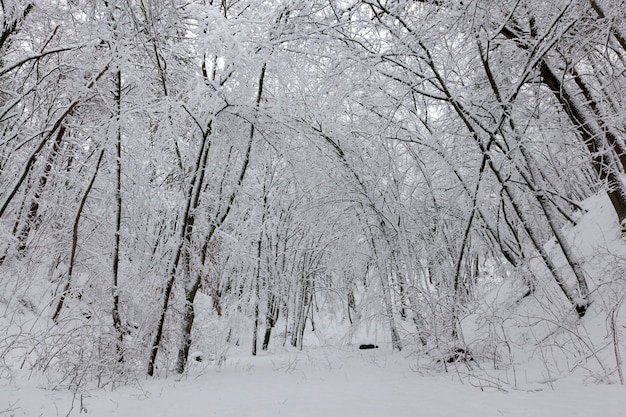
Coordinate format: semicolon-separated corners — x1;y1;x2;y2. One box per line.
1;0;626;414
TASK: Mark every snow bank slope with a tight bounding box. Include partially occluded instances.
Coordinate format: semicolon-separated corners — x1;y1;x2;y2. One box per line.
463;193;626;385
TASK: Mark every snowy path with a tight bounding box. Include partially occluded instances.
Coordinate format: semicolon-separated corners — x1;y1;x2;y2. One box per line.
2;348;624;417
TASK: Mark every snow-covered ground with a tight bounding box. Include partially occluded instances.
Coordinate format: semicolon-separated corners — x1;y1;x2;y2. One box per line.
2;347;624;417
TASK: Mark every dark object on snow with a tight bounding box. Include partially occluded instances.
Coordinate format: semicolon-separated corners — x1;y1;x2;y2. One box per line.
359;344;379;350
441;347;473;363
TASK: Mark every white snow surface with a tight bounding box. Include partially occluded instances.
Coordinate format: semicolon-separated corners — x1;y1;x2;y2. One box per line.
2;347;625;417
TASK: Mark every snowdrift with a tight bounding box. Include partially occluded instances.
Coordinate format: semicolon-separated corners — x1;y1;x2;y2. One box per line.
462;193;626;386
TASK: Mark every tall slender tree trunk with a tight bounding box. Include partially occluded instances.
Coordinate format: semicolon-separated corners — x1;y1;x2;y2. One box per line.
111;69;124;363
379;269;402;351
290;269;311;350
450;152;488;338
14;125;66;253
517;141;591;315
174;63;266;373
252;192;267;356
52;150;105;323
147;121;213;376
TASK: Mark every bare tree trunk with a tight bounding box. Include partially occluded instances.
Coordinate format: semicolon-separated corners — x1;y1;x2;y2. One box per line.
517;143;591;315
0;4;34;53
450;152;488;338
173;118;217;374
539;60;626;228
147;121;214;376
379;269;402;351
174;63;266;373
290;277;309;348
252;236;261;356
52;149;105;322
111;69;124;363
176;281;199;373
15;125;65;253
588;0;626;54
252;195;267;356
347;284;357;325
262;294;279;351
